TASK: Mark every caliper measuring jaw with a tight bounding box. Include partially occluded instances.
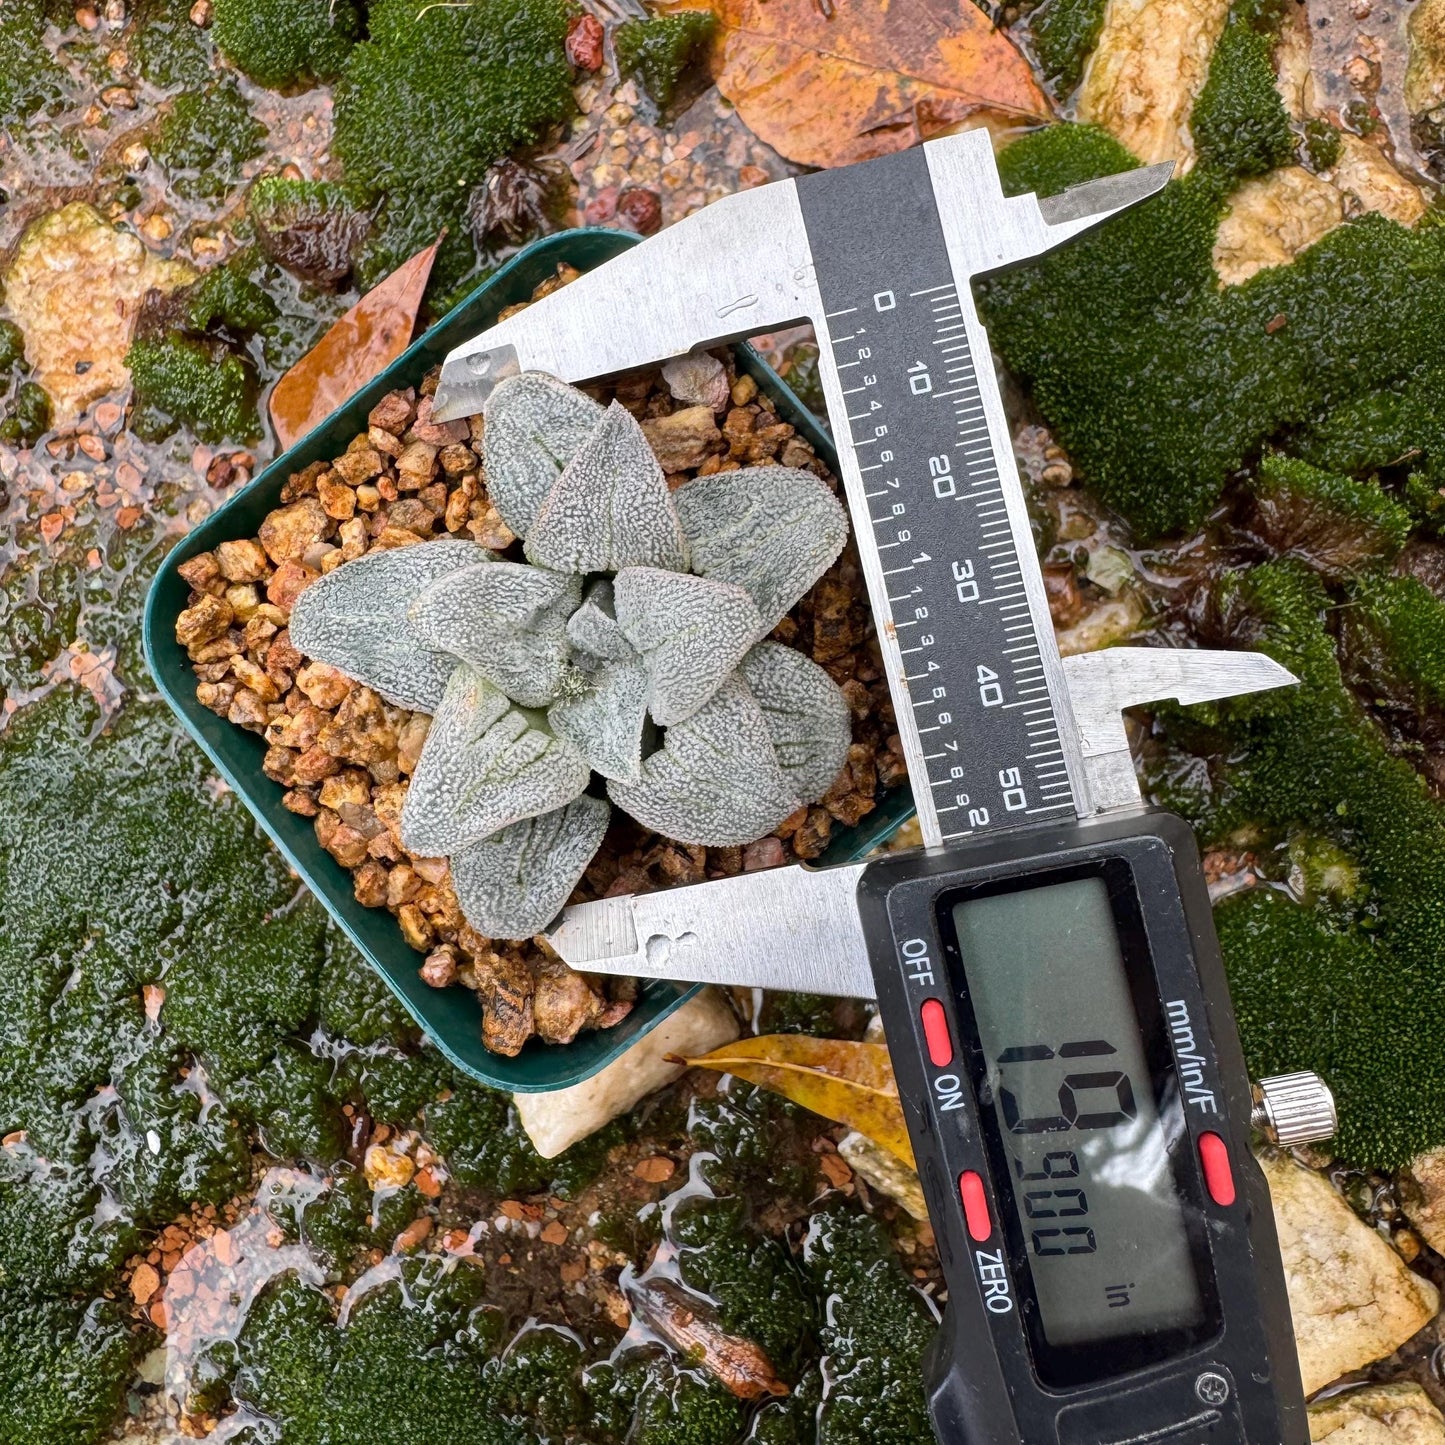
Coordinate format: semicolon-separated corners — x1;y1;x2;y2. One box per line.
431;131;1298;998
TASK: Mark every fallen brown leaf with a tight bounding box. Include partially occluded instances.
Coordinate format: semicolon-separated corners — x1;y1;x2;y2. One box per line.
268;234;442;451
627;1276;789;1400
665;0;1051;169
676;1035;914;1168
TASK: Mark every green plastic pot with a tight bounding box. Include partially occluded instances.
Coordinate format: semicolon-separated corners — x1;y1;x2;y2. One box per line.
144;228;915;1093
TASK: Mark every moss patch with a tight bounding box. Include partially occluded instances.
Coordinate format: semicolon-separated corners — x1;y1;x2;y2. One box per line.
1190;5;1294;179
152;83;267;203
0;0;66;127
1029;0;1109;95
978;123;1445;539
333;0;578;297
213;0;362;90
614;12;716;112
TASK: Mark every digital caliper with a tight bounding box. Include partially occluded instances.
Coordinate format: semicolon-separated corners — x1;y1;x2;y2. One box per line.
432;132;1338;1445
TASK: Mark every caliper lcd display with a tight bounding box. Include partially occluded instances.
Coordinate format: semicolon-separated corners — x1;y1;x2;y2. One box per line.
946;870;1214;1368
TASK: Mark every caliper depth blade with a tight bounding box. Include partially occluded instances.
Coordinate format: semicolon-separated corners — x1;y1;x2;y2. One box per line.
545;862;875;999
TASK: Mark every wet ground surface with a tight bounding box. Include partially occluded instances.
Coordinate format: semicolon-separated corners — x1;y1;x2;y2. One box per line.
7;0;1445;1440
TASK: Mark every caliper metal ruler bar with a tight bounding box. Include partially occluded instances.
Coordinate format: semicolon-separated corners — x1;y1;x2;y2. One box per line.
431;130;1294;996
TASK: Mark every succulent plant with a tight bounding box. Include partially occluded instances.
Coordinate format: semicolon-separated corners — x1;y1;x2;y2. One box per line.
288;372;852;945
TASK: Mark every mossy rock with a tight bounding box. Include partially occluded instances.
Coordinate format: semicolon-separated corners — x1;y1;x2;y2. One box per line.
212;0;362;89
979;124;1445;538
614;11;716;112
333;0;579;297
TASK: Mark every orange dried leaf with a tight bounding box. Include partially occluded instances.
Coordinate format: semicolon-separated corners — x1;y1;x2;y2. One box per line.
679;1034;914;1168
268;235;442;451
667;0;1052;169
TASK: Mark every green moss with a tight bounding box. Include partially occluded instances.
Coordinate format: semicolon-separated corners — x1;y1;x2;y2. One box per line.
1250;453;1413;574
0;0;66;127
0;319;26;375
234;1262;514;1444
670;1196;813;1373
181;260;281;334
152;83;267;202
131;0;215;88
614;12;715;111
978;123;1445;538
1161;561;1445;1166
1345;570;1445;711
0;380;51;445
0;1291;142;1445
1029;0;1108;94
1300;117;1342;171
1191;9;1297;180
333;0;578;296
801;1206;935;1442
126;334;260;444
588;1351;744;1445
213;0;361;89
489;1325;590;1435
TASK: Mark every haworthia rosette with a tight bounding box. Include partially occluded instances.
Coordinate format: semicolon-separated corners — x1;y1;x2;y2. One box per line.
548;657;650;784
739;641;852;801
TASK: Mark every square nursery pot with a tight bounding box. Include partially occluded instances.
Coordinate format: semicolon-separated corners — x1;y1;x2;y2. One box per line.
145;228;917;1093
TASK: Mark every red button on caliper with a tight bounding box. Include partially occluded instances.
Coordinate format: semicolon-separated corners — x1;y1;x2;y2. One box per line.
1199;1132;1236;1206
959;1171;992;1242
920;998;953;1067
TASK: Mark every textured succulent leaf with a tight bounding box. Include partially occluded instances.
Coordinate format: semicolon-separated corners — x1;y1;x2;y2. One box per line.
548;657;650;783
408;560;581;707
287;537;494;711
525;400;690;574
608;675;801;846
401;665;590;856
450;795;611;942
740;641;851;801
481;372;605;537
566;578;636;667
674;466;849;629
614;566;764;727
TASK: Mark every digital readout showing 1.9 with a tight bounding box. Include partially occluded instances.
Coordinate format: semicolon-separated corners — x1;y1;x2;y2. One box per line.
951;877;1205;1347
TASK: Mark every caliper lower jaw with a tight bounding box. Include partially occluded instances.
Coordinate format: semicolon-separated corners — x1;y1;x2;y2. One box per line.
1062;647;1297;814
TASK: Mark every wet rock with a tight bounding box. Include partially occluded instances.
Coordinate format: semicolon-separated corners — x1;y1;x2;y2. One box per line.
1400;1146;1445;1254
1329;134;1429;226
1078;0;1232;165
1213;167;1345;285
837;1131;929;1220
1407;0;1445;135
2;202;195;420
248;177;371;285
514;986;740;1157
1309;1382;1445;1444
566;11;604;69
616;186;663;236
1262;1149;1438;1393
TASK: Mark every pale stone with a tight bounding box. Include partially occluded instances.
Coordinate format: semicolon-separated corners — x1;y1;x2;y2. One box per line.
1262;1149;1438;1394
1407;0;1445;119
1400;1145;1445;1255
2;202;195;421
1213;167;1346;285
1274;2;1318;121
1055;595;1144;656
514;988;739;1157
1309;1383;1445;1444
1077;0;1232;166
837;1131;930;1221
1329;134;1429;226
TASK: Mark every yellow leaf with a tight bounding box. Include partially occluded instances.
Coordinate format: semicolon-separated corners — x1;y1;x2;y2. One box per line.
664;0;1053;170
679;1034;915;1168
268;233;443;451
